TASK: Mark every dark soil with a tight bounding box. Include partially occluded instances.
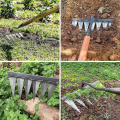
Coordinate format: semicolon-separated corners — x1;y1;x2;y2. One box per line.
61;0;120;61
61;80;120;120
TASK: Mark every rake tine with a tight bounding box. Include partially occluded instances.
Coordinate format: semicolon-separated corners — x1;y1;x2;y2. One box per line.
9;34;15;40
25;80;32;100
72;21;77;26
91;22;95;31
41;82;48;99
19;33;23;37
17;78;24;99
33;81;40;101
16;33;21;38
84;21;89;32
78;22;83;30
6;35;11;40
65;100;81;113
74;99;88;109
96;22;102;31
12;34;17;39
48;84;56;100
9;77;16;98
102;22;108;29
87;98;93;105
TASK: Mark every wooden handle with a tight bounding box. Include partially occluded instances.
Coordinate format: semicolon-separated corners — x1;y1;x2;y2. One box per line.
78;36;90;61
19;6;59;28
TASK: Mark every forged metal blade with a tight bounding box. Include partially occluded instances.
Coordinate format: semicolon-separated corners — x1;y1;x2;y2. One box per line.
25;79;32;100
12;34;17;39
78;22;83;30
41;82;48;99
17;78;24;99
9;77;16;98
87;98;93;105
6;35;10;40
91;22;95;31
72;21;77;26
96;22;102;30
102;22;108;29
74;99;88;109
109;22;113;27
91;97;98;101
33;81;40;100
48;84;56;100
16;33;21;38
9;34;15;40
65;100;81;113
19;33;23;37
84;22;89;32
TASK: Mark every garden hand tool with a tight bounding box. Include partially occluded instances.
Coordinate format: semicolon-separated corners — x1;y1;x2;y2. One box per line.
6;5;59;40
8;72;59;100
72;16;115;61
62;81;100;113
81;82;120;95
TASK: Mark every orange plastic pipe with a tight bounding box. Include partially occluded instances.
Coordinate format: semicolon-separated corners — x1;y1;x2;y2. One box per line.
78;36;90;61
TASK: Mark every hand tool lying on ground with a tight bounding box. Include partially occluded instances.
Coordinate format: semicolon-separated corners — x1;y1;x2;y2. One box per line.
8;72;59;100
62;81;119;113
6;5;59;40
72;16;115;61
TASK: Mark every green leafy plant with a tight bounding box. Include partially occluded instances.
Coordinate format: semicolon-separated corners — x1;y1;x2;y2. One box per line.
1;0;16;18
23;0;35;10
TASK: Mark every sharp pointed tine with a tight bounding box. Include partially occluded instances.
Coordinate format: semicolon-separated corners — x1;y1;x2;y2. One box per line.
19;33;23;37
91;97;98;101
48;84;56;100
9;77;16;98
12;34;17;39
41;82;48;99
33;81;40;100
64;100;81;113
91;22;95;31
16;33;21;38
25;80;32;100
87;98;93;105
96;22;102;31
102;22;108;29
78;22;83;31
109;22;113;27
72;21;77;26
6;35;11;40
17;78;24;99
84;22;89;32
74;99;88;109
9;34;15;40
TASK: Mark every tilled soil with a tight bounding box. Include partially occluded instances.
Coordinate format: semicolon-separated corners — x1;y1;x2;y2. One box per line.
61;80;120;120
61;0;120;61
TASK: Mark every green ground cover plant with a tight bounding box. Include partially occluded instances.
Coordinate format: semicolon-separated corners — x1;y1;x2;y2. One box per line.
0;62;59;119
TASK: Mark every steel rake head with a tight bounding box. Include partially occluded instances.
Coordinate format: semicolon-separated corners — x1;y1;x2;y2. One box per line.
6;32;23;41
8;72;59;100
62;81;105;113
72;18;115;32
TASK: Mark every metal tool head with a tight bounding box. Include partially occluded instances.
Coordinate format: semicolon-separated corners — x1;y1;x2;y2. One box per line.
72;17;115;32
6;32;23;41
8;72;59;100
62;81;103;113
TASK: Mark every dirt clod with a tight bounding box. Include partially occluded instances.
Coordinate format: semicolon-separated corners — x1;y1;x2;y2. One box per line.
101;13;108;18
71;38;77;42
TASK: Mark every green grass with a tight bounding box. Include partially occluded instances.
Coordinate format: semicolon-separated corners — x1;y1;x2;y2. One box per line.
61;62;120;84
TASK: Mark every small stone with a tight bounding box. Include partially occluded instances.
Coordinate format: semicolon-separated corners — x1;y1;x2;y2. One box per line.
96;37;101;43
101;13;108;19
71;38;77;42
98;7;105;13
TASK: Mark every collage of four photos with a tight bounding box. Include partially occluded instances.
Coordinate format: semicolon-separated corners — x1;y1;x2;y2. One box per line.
0;0;120;119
